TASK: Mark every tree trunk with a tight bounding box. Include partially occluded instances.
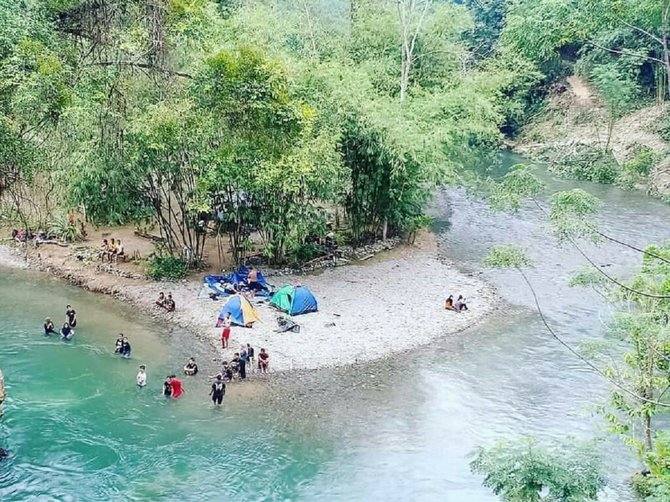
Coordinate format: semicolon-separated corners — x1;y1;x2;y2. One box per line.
643;412;653;451
662;1;670;100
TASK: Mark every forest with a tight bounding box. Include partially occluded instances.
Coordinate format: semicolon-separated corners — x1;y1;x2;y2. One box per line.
3;1;670;499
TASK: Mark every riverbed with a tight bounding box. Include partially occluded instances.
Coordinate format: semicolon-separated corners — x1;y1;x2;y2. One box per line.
1;153;670;500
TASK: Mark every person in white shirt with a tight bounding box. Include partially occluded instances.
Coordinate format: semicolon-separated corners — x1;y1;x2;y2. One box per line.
136;365;147;387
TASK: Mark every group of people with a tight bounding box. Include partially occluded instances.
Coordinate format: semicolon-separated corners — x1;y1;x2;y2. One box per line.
155;292;176;312
213;266;265;300
43;305;78;340
114;334;132;358
134;356;228;406
98;238;125;263
219;314;270;374
445;295;469;312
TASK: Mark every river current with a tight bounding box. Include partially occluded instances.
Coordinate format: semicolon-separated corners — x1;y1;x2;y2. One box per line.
1;153;670;501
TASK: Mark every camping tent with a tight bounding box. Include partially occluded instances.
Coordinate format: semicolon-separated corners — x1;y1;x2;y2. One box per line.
199;267;270;299
270;285;318;316
215;295;261;327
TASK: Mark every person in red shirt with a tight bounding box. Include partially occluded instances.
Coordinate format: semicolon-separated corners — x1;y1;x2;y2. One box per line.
221;313;232;348
169;375;183;398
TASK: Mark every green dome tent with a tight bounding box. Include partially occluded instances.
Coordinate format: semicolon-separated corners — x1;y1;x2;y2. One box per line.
270;285;318;315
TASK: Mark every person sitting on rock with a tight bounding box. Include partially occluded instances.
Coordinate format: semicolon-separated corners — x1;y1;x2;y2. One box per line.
99;239;110;262
155;292;166;308
107;238;118;261
444;295;456;311
113;239;125;263
454;295;468;312
164;293;175;312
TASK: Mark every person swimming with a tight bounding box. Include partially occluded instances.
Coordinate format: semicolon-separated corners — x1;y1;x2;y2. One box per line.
169;375;183;398
121;337;131;358
163;376;173;398
183;358;198;376
65;305;77;328
114;334;123;354
136;365;147;387
60;322;74;340
44;317;57;336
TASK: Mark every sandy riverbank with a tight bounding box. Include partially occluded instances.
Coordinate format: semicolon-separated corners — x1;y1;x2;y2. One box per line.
0;232;497;372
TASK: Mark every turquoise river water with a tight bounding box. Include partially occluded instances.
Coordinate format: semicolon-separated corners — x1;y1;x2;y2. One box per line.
2;154;670;501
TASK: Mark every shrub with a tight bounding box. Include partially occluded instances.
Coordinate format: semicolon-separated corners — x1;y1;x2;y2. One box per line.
623;146;657;176
147;255;187;281
285;242;326;268
49;214;83;242
549;144;619;183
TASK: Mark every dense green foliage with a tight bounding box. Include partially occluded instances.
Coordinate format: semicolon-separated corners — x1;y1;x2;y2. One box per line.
147;255;188;281
470;438;605;502
0;0;527;264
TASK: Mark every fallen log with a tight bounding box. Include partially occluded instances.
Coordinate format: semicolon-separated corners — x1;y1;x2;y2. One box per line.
134;230;164;242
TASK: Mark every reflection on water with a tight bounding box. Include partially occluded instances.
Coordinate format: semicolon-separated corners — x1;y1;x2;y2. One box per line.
2;153;670;500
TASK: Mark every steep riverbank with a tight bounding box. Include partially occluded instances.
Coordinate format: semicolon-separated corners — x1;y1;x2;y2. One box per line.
514;75;670;198
0;232;497;372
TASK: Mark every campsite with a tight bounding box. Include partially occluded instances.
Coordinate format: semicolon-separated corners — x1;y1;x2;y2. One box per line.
112;236;495;372
6;0;670;499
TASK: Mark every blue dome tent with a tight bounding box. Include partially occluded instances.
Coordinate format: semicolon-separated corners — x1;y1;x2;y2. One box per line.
215;295;260;327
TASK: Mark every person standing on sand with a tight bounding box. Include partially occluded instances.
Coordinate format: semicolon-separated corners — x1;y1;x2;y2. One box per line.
210;375;226;406
258;348;269;373
221;313;232;348
246;343;254;372
239;345;248;379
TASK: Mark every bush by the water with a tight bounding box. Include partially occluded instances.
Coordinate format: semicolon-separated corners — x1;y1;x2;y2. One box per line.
147;256;187;281
623;146;657;176
549;145;619;183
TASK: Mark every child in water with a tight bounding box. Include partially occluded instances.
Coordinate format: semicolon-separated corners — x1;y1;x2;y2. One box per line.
121;337;131;358
114;334;123;354
60;322;74;340
136;365;147;387
163;376;172;398
44;317;57;336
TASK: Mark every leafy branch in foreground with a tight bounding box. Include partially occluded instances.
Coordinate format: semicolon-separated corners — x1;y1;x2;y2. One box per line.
470;437;604;502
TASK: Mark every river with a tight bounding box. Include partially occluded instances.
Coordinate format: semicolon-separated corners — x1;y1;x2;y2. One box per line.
1;153;670;501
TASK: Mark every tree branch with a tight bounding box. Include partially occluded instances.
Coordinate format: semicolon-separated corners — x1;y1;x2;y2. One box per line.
86;61;193;78
585;41;665;65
